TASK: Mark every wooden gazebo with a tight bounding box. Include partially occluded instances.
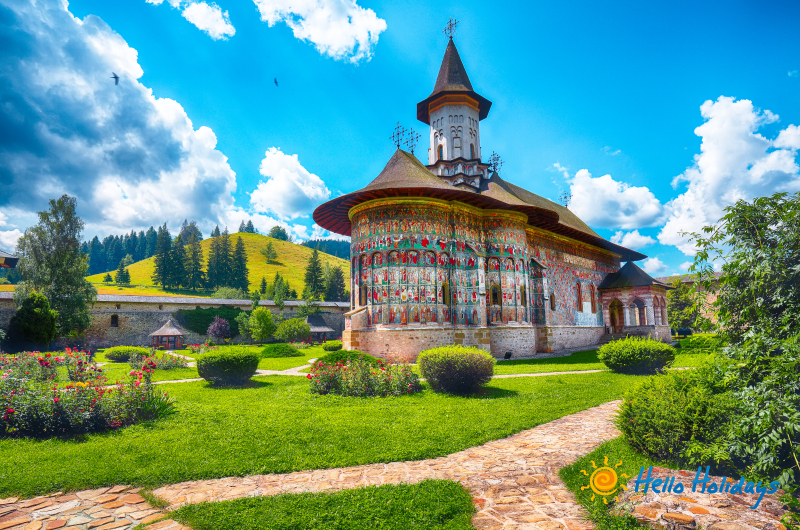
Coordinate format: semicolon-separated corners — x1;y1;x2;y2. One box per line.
149;319;186;349
305;314;335;343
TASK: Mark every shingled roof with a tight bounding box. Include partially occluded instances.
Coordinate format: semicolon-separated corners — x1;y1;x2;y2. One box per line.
149;319;186;337
0;249;19;269
312;149;647;262
417;38;492;124
598;262;672;290
306;314;335;334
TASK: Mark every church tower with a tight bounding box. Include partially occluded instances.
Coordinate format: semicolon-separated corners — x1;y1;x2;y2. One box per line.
417;36;493;190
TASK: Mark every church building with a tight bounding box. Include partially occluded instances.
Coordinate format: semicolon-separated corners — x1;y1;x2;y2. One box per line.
313;36;671;362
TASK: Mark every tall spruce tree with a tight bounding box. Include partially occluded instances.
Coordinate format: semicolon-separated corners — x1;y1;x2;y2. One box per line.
184;232;206;290
206;231;221;289
260;241;278;264
211;225;221;238
303;249;325;300
169;235;187;289
238;221;247;233
231;236;249;292
145;226;158;258
135;230;146;261
325;266;347;302
218;227;232;287
260;276;267;295
88;236;105;275
151;224;173;288
115;261;131;285
245;220;256;233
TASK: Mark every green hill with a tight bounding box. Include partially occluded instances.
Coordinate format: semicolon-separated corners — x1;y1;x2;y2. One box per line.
86;233;350;298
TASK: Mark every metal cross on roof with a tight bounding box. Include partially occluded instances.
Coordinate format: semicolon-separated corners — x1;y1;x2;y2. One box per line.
443;18;459;39
489;151;504;173
390;121;406;149
404;127;421;154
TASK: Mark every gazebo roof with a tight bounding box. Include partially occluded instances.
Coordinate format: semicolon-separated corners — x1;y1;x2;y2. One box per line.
149;319;186;337
0;249;19;269
305;314;335;334
598;262;672;290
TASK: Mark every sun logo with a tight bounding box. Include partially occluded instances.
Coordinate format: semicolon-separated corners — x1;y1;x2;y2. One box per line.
580;456;629;504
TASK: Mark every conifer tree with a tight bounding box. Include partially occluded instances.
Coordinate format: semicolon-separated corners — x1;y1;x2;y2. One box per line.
88;236;105;275
303;249;325;300
273;272;286;310
184;232;206;290
218;227;232;287
103;273;113;283
260;276;267;295
135;230;146;261
115;261;130;285
260;241;278;264
238;220;247;233
151;224;173;288
245;220;256;233
145;226;158;258
169;235;186;289
231;236;249;292
207;233;220;289
325;266;347;302
211;225;221;238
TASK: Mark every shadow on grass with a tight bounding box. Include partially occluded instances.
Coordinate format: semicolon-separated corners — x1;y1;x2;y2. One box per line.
201;379;273;390
496;349;599;367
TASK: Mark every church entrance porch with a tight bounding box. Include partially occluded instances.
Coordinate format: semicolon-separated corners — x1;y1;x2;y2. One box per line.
608;300;624;334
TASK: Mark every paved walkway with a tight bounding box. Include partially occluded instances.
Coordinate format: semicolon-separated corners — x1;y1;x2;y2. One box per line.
0;401;622;530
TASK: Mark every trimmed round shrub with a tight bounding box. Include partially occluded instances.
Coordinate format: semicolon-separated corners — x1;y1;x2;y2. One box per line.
315;349;381;366
322;340;342;352
617;370;737;462
197;349;259;386
262;343;302;358
597;336;676;374
104;346;150;362
417;345;495;395
274;318;311;343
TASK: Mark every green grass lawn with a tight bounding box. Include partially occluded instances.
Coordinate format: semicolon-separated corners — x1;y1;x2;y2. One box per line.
1;371;645;498
168;480;475;530
560;437;676;530
492;349;709;375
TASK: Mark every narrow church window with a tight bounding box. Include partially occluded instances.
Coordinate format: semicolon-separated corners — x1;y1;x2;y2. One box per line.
360;283;367;306
438;144;443;161
442;283;450;308
520;285;527;306
491;285;501;306
115;304;121;310
576;282;582;311
550;293;556;311
590;285;596;313
110;314;118;328
470;144;475;159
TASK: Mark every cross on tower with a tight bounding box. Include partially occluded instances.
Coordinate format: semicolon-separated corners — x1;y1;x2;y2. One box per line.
489;151;504;173
390;122;406;149
443;18;459;39
404;127;421;154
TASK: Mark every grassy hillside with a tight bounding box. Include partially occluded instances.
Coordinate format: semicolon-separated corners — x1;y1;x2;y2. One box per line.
85;233;350;298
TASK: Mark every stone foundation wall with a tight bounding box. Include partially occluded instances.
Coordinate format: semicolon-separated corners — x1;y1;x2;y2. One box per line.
535;326;605;353
0;298;14;330
622;325;672;342
488;326;537;357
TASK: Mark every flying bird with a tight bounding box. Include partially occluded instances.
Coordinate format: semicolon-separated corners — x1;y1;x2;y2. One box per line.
111;72;119;85
274;78;278;87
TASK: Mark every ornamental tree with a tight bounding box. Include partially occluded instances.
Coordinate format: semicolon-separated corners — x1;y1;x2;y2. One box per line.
274;318;310;343
207;316;231;342
249;307;276;343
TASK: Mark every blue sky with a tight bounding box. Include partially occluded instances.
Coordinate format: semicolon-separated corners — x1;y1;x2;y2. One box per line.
1;0;799;276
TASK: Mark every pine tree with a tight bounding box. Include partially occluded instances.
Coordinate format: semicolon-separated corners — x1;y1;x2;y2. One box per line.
260;241;278;264
145;226;158;258
218;228;232;287
273;272;286;310
303;249;325;300
325;266;347;302
88;236;105;275
207;233;220;289
115;260;130;285
238;220;247;233
184;232;206;290
169;235;186;289
260;276;267;295
126;230;137;257
267;226;289;241
231;236;249;292
135;230;146;261
151;224;173;288
211;225;221;238
245;220;256;234
103;273;113;283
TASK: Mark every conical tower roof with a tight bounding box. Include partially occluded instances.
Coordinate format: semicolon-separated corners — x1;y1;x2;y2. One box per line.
417;38;492;124
597;262;673;290
149;318;186;336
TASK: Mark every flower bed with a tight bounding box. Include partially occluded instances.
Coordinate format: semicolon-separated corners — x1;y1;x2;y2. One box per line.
0;349;176;438
129;349;189;370
307;360;421;397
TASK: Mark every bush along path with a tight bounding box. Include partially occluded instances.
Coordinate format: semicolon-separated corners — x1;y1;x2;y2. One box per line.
0;401;623;530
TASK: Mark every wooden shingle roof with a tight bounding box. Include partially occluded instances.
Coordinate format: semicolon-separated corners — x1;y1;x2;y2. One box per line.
598;262;672;290
149;319;186;336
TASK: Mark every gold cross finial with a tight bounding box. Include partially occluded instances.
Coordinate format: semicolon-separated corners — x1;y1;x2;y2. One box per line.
443;18;459;39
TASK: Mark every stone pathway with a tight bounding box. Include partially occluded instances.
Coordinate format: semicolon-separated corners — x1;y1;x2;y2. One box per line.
0;401;623;529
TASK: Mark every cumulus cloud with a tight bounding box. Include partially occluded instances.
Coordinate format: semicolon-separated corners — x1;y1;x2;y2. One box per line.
658;96;800;254
181;2;235;40
0;0;241;237
567;169;665;229
610;230;656;250
789;70;798;78
0;212;22;251
642;256;667;275
250;148;331;221
679;261;693;272
252;0;387;63
147;0;235;40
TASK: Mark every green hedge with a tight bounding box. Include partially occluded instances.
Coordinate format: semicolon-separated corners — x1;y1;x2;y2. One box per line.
617;370;737;463
597;336;675;374
175;307;245;336
104;346;150;362
417;345;495;395
322;340;342;351
197;349;259;386
315;350;381;366
680;334;725;350
261;343;302;358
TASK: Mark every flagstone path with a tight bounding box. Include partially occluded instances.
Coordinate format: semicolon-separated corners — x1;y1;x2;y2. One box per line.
0;401;622;530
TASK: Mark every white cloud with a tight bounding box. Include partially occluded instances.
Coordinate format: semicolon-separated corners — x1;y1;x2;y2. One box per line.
789;70;798;78
250;148;331;221
679;261;693;272
658;96;800;255
0;230;23;253
610;230;656;250
181;2;235;40
567;169;664;229
602;146;621;156
252;0;387;63
147;0;235;40
642;256;667;275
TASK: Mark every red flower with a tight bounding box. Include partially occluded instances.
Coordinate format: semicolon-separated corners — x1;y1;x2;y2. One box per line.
53;397;59;403
306;374;312;379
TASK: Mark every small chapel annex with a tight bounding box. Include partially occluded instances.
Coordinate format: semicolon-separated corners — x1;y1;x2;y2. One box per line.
313;36;671;362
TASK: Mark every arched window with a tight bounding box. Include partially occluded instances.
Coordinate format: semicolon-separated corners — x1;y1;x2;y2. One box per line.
437;144;443;161
550;293;556;311
359;283;367;306
576;282;582;311
110;314;119;328
520;285;527;306
491;285;501;306
590;285;596;313
442;282;450;307
470;144;475;159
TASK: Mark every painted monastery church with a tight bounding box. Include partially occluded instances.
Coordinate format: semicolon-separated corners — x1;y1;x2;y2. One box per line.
313;37;671;362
